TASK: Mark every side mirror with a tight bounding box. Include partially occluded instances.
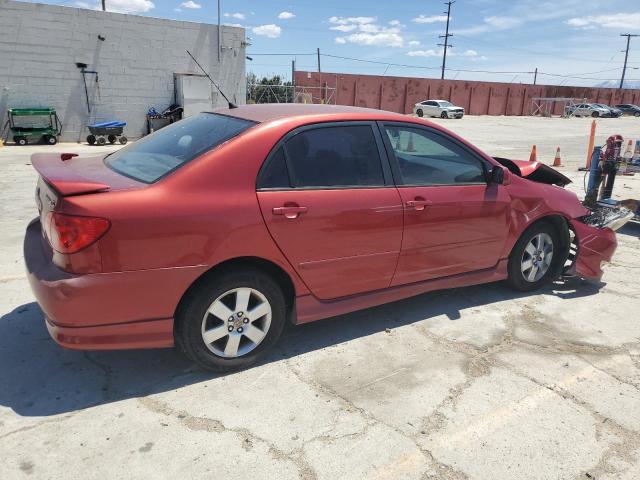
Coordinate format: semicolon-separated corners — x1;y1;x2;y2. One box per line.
490;165;505;184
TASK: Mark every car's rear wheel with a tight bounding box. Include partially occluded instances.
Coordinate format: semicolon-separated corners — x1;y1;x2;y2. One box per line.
441;111;448;119
591;111;599;118
507;222;560;291
634;112;640;117
176;268;287;372
416;109;423;117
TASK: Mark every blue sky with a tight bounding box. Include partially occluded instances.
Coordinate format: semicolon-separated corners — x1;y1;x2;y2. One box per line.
29;0;640;86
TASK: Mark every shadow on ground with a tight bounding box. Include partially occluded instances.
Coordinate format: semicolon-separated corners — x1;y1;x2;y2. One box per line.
0;277;603;417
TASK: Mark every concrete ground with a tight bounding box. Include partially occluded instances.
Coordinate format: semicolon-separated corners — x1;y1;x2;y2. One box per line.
1;116;640;480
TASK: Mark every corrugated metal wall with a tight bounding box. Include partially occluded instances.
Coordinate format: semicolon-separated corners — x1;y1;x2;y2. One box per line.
294;71;640;116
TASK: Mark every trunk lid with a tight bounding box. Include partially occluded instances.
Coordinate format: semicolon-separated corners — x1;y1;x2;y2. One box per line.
31;152;143;197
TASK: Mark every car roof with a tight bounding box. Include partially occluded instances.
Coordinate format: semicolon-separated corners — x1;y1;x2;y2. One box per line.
214;103;409;123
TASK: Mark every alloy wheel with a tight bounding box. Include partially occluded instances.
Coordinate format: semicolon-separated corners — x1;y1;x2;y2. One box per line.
201;287;272;358
521;232;554;282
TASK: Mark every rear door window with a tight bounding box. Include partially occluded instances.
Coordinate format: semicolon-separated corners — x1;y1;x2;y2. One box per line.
284;125;385;188
105;113;255;183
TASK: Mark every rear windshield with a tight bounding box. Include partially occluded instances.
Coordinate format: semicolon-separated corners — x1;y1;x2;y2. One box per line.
104;113;255;183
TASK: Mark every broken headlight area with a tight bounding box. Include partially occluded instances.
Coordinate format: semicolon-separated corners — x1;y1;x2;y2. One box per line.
578;206;635;231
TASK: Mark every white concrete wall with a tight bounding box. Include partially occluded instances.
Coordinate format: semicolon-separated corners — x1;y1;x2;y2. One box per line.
0;0;246;142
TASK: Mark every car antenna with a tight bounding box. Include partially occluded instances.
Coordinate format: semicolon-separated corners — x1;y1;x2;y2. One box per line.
186;50;237;109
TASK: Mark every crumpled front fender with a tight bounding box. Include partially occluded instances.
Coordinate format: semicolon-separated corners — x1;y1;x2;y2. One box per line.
568;219;617;280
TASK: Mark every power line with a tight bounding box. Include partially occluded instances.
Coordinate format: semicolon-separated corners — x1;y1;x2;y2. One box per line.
247;52;640;84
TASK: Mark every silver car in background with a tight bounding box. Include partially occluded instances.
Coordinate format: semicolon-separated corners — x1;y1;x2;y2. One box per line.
414;100;465;119
565;103;613;118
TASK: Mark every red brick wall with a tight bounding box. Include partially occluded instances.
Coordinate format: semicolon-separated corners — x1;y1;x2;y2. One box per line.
294;71;640;116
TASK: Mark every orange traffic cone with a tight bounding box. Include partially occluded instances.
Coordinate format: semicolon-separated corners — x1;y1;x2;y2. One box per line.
552;147;563;167
529;145;537;162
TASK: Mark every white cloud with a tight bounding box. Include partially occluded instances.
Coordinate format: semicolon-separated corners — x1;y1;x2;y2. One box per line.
413;14;447;24
278;11;295;20
408;40;420;46
252;24;282;38
453;15;522;35
75;0;154;13
330;24;358;32
224;12;245;20
330;15;404;47
567;12;640;30
484;16;521;29
223;23;243;28
335;32;403;48
329;16;376;25
407;48;480;58
180;0;200;8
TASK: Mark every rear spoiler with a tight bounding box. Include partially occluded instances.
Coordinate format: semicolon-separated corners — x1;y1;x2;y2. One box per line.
31;153;110;196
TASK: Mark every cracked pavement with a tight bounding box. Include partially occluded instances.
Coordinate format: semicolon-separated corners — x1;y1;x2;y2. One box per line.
1;116;640;479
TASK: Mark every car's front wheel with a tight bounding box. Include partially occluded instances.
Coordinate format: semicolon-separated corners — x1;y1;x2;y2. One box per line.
440;111;449;119
176;268;287;372
416;109;423;117
507;222;560;291
591;111;599;118
634;112;640;117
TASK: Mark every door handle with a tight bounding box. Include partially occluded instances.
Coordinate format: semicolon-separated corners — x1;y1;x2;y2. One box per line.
272;205;308;219
406;199;432;211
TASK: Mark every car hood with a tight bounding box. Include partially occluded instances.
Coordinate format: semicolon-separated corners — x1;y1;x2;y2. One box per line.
493;157;571;187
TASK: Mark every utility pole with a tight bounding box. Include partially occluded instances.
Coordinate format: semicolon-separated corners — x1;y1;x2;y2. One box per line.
217;0;221;62
533;67;537;85
437;1;455;80
620;34;639;89
101;0;105;11
317;48;321;72
291;59;296;103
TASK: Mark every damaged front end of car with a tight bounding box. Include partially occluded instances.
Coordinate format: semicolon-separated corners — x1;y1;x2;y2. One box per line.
494;156;634;281
564;206;633;279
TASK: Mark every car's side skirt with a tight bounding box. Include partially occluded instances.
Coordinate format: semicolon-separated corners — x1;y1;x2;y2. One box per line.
295;259;509;324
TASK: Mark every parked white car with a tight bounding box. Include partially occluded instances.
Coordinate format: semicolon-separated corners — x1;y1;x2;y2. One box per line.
414;100;464;119
565;103;612;118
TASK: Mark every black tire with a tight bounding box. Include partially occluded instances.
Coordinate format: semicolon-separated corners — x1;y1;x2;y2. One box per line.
87;135;96;145
14;136;27;145
96;136;106;145
441;111;448;119
634;112;640;117
45;135;57;145
108;134;117;144
118;136;128;145
175;268;287;372
591;111;599;118
416;109;423;117
506;221;561;291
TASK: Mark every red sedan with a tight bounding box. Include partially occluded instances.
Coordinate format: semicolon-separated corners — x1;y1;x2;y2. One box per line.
25;104;619;371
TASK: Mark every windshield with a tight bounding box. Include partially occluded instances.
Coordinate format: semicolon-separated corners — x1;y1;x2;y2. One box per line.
438;101;453;107
105;113;255;183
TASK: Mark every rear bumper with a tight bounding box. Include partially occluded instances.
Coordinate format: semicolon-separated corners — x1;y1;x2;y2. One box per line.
568;219;617;280
45;316;173;350
24;218;207;350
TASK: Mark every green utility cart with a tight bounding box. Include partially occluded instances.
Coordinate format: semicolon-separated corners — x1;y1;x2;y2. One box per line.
2;108;63;145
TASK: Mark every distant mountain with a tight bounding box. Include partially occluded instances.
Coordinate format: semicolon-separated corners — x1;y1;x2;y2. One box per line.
595;80;640;89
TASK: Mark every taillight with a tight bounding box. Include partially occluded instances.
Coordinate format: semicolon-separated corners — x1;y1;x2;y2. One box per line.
45;213;110;254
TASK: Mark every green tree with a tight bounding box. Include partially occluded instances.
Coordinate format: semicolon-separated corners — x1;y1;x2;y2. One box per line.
247;73;293;104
